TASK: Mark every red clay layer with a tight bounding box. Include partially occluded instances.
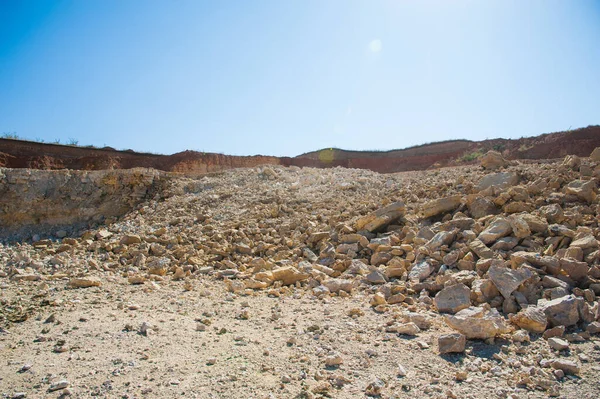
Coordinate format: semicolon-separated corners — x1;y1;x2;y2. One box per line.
1;126;599;174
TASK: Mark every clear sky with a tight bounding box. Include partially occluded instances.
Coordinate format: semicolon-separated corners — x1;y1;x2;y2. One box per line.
1;0;599;157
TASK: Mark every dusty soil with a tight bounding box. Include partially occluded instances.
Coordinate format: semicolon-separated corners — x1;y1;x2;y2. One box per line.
1;153;600;399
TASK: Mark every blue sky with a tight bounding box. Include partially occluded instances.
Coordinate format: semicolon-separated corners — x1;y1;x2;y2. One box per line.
1;0;599;156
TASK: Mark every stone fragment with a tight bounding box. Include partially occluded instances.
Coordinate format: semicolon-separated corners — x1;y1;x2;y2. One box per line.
487;264;533;299
520;213;548;233
48;380;69;392
478;217;512;244
541;295;580;327
434;284;471;313
370;292;387;307
551;359;580;375
509;215;531;238
120;234;141;245
271;266;309;285
590;147;600;161
68;278;101;289
421;195;462;219
570;234;599;250
468;239;494;259
547;337;569;351
408;261;433;282
438;333;466;354
148;257;170;276
559;258;589;282
325;354;343;367
564;179;596;203
510;307;547;333
365;379;385;397
467;196;497;219
322;278;354;293
366;269;387;284
476;172;519;192
480;151;507;170
355;201;406;232
389;322;420;336
128;275;146;285
445;306;510;339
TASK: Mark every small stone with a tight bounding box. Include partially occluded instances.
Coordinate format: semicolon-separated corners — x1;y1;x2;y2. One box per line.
139;321;151;336
67;278;101;289
551;359;580;375
206;357;217;365
48;380;69;392
365;379;385;397
548;337;569;351
438;333;466;354
325;354;343;367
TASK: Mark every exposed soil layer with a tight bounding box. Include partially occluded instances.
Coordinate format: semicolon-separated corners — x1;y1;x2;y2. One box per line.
1;125;599;174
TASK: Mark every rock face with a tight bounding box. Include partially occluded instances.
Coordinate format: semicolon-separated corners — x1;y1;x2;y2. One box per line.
445;307;510;339
0;168;171;240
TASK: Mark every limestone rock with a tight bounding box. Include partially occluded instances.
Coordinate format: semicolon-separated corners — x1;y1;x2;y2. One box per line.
564;179;596;203
480;151;508;170
551;359;580;375
408;261;434;282
478;217;512;245
366;269;387;284
271;266;309;286
487;264;533;299
434;284;471;314
510;307;547;333
548;337;569;351
322;278;354;293
421;195;462;219
476;172;519;192
541;295;580;327
445;306;510;339
68;277;101;289
590;146;600;161
355;201;406;232
438;333;466;354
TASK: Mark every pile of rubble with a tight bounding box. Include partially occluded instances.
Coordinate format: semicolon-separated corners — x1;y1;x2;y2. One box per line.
2;149;600;397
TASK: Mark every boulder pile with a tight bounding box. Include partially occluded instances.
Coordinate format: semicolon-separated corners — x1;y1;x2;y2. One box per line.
2;150;600;395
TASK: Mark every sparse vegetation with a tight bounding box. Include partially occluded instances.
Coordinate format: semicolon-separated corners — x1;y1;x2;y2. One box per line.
2;132;19;140
460;149;484;162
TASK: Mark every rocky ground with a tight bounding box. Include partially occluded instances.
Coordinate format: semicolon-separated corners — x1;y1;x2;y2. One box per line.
2;150;600;398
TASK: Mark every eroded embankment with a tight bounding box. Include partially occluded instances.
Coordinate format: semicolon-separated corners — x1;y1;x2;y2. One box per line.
0;168;179;241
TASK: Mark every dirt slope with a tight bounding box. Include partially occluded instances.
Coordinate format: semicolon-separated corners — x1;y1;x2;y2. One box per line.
0;125;599;174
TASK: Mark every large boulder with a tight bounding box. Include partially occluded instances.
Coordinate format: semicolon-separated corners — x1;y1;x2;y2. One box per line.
510;307;548;333
355;201;406;232
590;147;600;162
434;284;471;313
445;306;510;339
540;295;579;327
480;151;508;170
478;217;512;245
476;172;519;192
421;195;462;219
564;179;597;203
487;263;533;299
